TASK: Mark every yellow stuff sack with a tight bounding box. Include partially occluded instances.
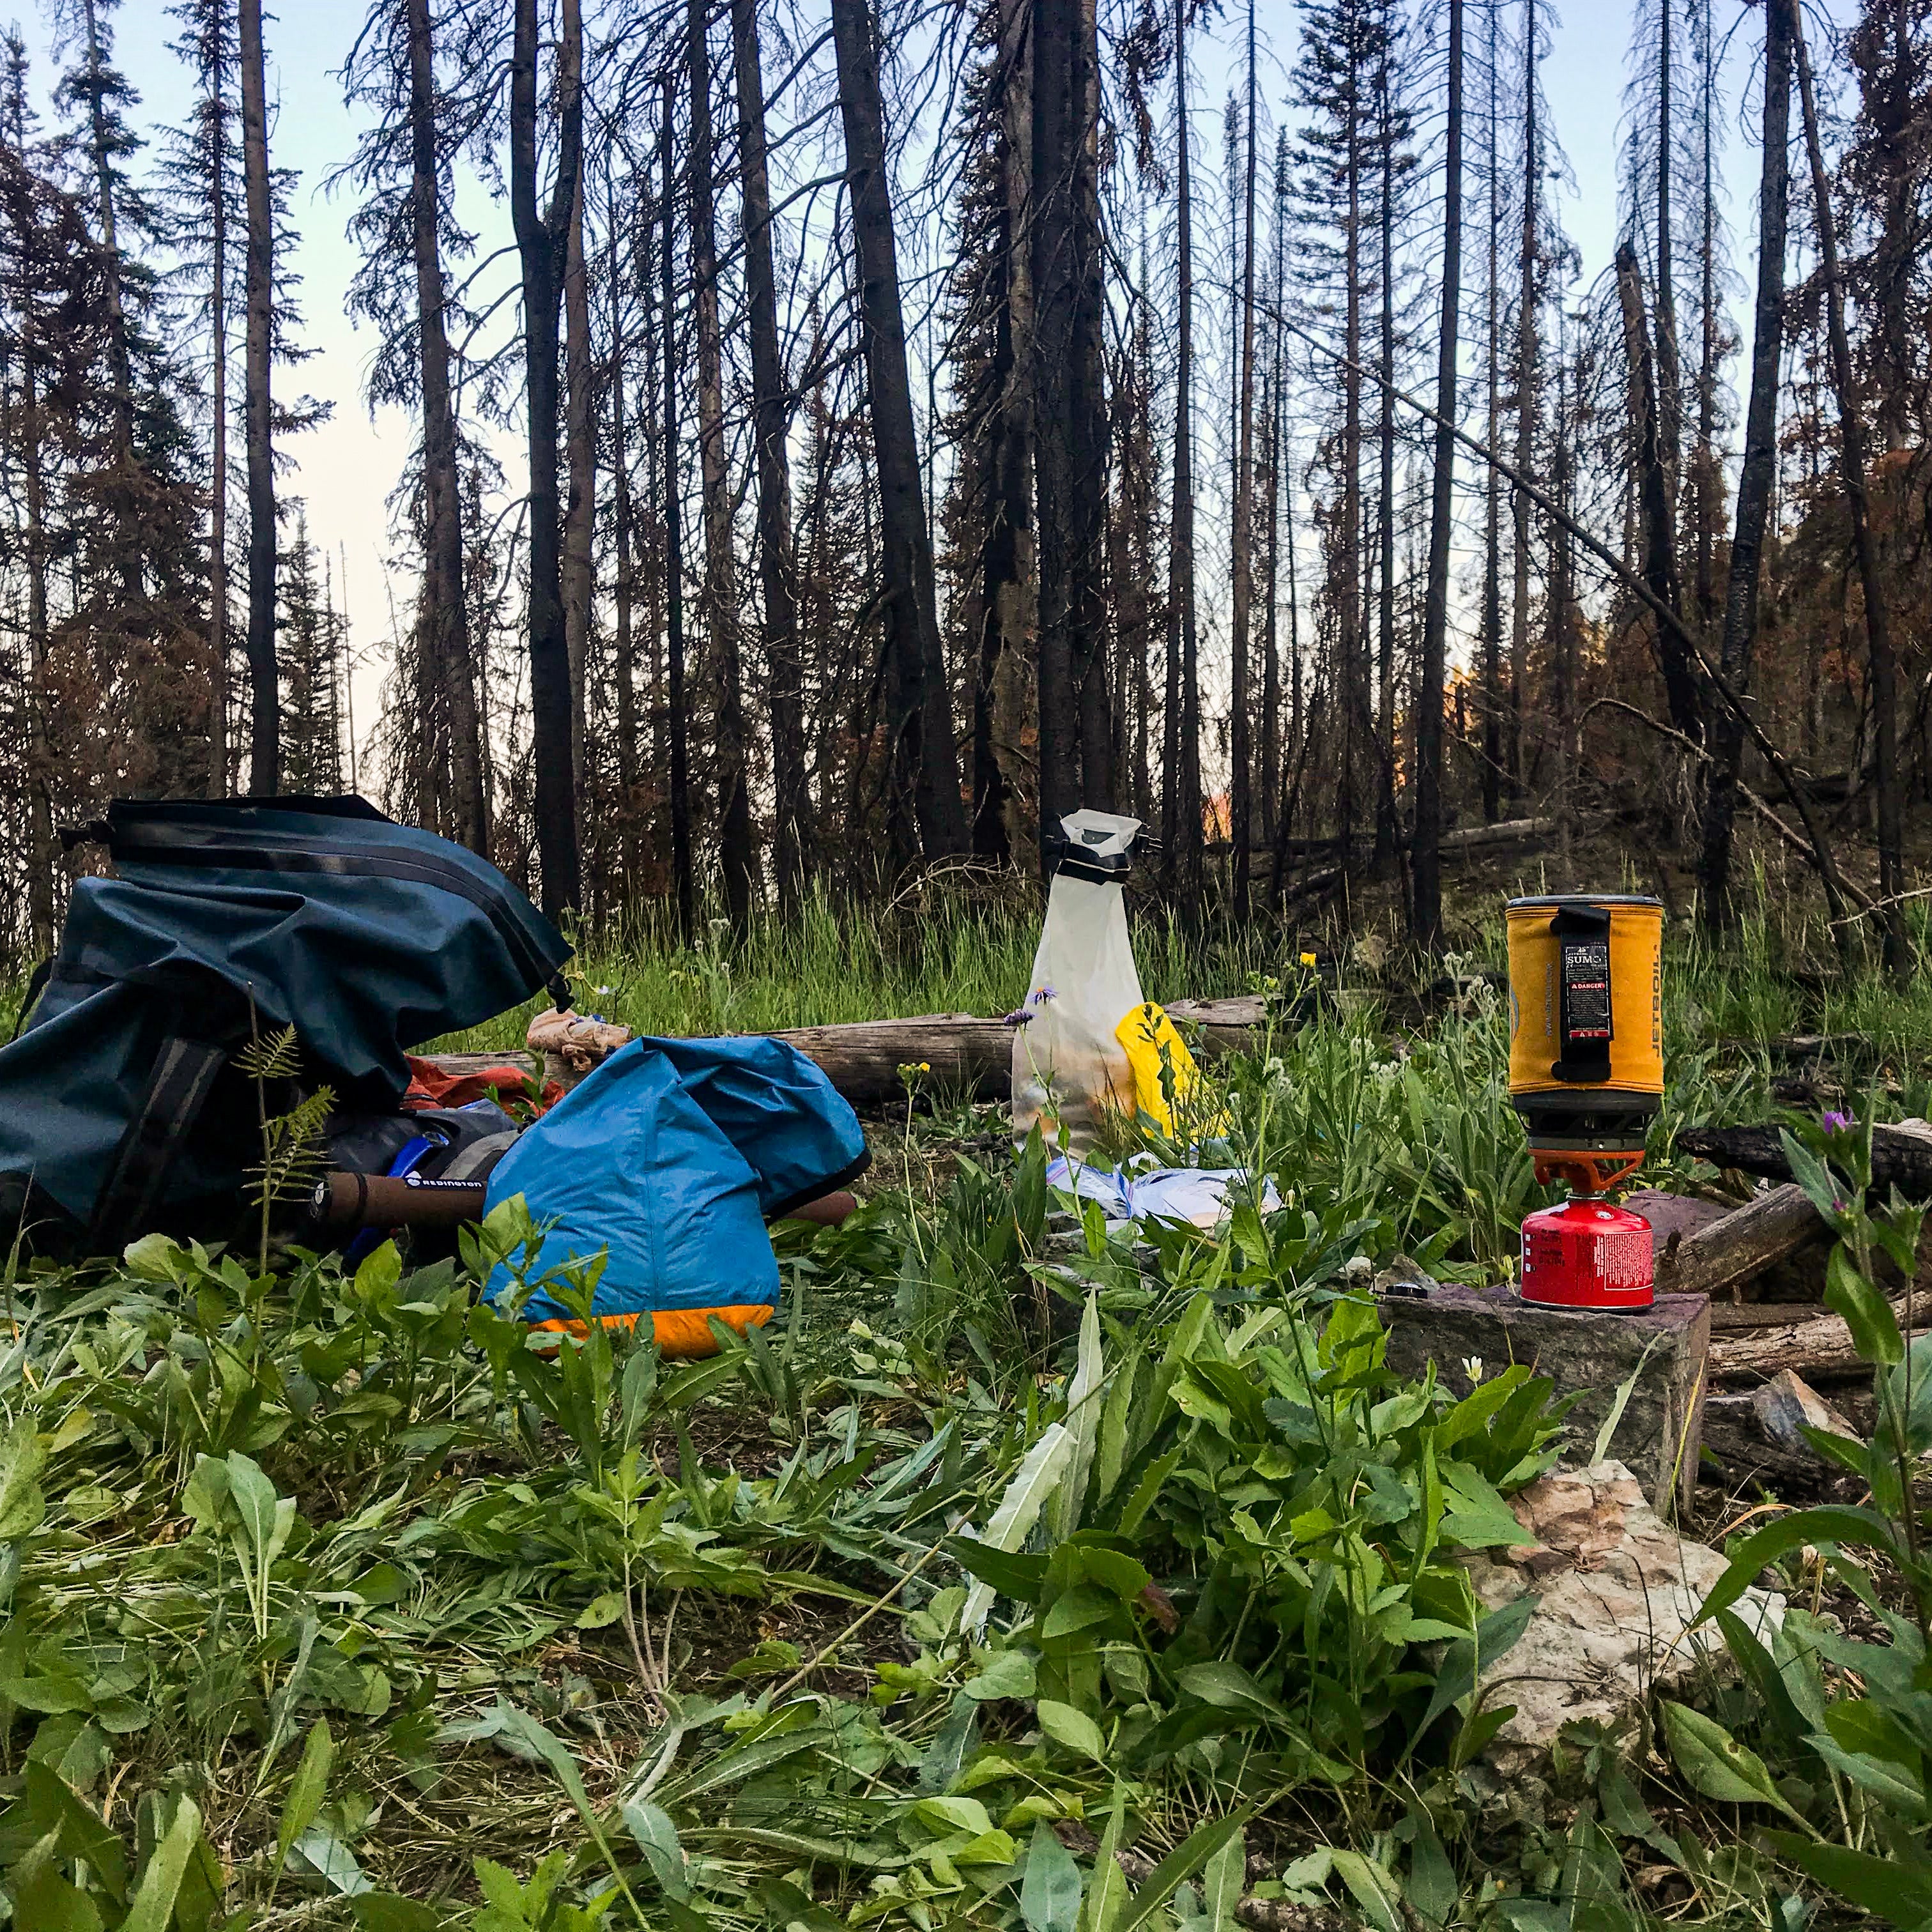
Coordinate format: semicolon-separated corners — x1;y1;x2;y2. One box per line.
1114;1001;1225;1137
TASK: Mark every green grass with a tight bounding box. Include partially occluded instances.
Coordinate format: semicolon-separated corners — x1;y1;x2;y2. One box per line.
6;883;1932;1928
427;889;1287;1055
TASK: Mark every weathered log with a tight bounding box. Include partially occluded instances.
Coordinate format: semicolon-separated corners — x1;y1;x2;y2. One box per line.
420;1050;540;1082
1710;1291;1926;1386
1676;1122;1932;1198
1632;1189;1835;1303
446;1000;1275;1108
1653;1183;1825;1300
1717;1032;1872;1063
769;1013;1017;1107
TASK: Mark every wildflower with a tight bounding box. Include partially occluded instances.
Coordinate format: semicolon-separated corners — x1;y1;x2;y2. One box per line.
1821;1110;1853;1133
1002;1008;1031;1025
1031;985;1058;1005
1300;951;1318;968
1462;1356;1487;1385
595;985;615;997
919;1061;931;1073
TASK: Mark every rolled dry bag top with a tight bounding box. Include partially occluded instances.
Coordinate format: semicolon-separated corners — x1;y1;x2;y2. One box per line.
484;1032;868;1358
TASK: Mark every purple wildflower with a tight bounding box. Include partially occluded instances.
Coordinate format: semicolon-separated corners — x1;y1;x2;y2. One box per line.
1002;1009;1032;1026
1832;1197;1850;1215
1821;1110;1853;1133
1031;985;1058;1005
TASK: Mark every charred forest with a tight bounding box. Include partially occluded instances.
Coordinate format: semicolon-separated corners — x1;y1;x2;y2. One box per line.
0;0;1928;962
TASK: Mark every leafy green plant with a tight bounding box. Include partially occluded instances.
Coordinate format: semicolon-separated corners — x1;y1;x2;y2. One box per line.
234;1020;334;1275
1659;1099;1932;1921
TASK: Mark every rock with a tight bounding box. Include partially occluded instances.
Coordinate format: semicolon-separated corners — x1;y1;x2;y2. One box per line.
1700;1390;1850;1498
1459;1460;1784;1778
1752;1368;1855;1455
1378;1283;1710;1516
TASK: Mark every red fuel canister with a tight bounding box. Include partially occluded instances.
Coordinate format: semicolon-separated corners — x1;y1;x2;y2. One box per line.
1519;1195;1655;1309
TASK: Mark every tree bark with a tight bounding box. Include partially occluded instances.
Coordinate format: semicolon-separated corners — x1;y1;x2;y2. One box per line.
1508;0;1538;801
1614;241;1696;739
407;0;486;850
969;0;1036;865
1699;0;1791;937
1262;131;1287;856
239;0;277;795
1412;0;1463;952
562;169;594;813
1032;0;1112;836
689;0;755;930
732;0;808;913
1653;0;1682;501
1548;342;1575;828
1693;0;1721;636
208;59;229;802
1374;48;1399;857
1711;1302;1929;1388
1790;0;1906;977
1229;0;1259;916
1480;30;1503;829
609;177;638;894
510;0;583;921
661;79;693;941
830;0;970;866
1163;0;1202;906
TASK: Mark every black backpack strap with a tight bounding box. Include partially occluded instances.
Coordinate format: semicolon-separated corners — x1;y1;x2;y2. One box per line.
9;958;51;1043
89;1034;234;1248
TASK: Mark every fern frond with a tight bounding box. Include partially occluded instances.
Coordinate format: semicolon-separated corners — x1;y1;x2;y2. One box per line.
233;1023;303;1085
249;1085;337;1205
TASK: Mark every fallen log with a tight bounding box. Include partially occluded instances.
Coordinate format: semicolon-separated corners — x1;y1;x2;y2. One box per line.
484;999;1273;1107
766;1013;1016;1108
1653;1184;1825;1300
1710;1294;1926;1386
1677;1122;1932;1198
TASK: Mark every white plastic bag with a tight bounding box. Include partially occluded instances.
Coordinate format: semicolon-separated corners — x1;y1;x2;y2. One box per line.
1011;809;1145;1151
1046;1153;1282;1229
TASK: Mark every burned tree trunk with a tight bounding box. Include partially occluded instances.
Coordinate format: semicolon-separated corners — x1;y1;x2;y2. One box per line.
1699;0;1791;935
407;0;486;850
830;0;969;866
1791;1;1906;977
1412;0;1463;951
510;0;583;919
689;0;755;928
1614;242;1697;741
732;0;808;912
1032;0;1112;831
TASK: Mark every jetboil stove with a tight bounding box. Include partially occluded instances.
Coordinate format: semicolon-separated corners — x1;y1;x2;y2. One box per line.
1505;895;1666;1310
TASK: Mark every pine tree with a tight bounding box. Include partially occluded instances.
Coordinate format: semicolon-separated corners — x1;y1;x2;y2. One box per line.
277;507;344;795
54;0;212;801
158;0;240;799
1291;0;1407;868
